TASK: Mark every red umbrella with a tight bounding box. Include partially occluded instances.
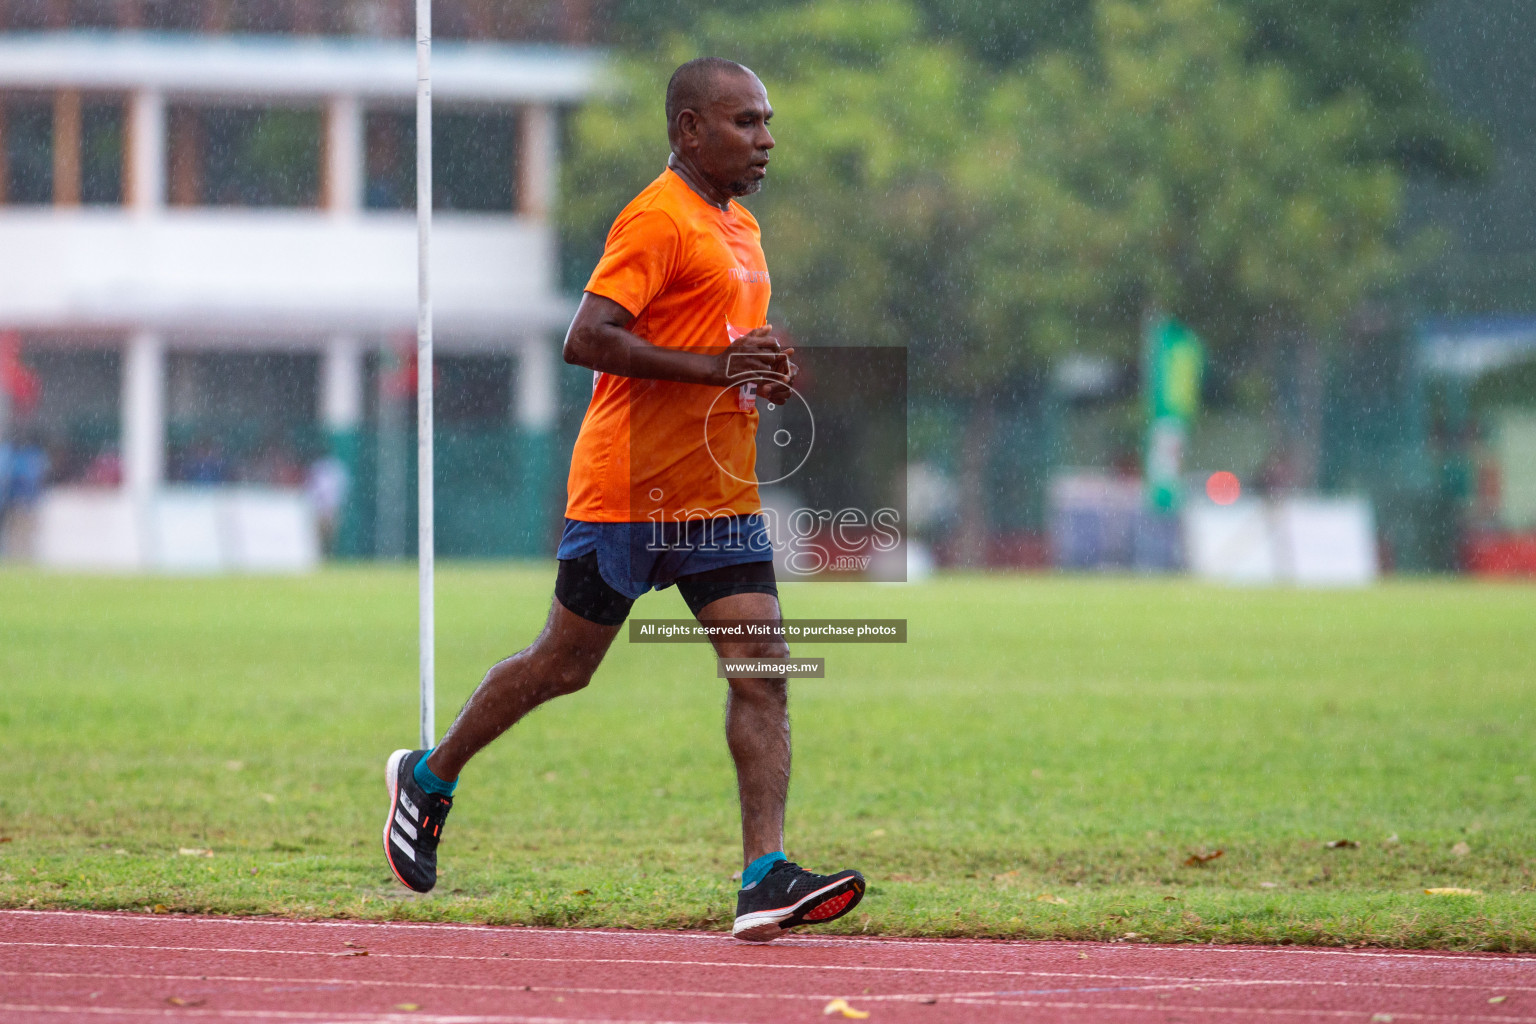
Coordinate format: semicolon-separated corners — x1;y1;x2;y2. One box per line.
0;331;40;414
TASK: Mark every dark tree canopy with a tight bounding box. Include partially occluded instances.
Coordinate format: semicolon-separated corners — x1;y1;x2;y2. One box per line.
598;0;1487;183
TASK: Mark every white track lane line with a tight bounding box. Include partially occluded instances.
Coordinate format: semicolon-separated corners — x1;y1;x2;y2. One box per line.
0;1006;743;1024
6;940;1536;989
7;1001;1536;1024
7;966;1536;1000
0;969;1239;1003
0;940;1220;979
5;910;1534;964
947;996;1536;1024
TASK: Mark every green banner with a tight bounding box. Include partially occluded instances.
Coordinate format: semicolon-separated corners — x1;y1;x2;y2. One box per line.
1143;317;1204;511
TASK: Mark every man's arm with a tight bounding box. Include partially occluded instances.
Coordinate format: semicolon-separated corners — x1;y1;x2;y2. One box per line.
563;293;793;395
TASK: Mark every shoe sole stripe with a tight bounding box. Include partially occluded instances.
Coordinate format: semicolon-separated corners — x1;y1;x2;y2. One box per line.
382;749;418;890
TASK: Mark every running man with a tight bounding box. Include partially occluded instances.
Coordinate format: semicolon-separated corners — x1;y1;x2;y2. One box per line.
381;57;865;942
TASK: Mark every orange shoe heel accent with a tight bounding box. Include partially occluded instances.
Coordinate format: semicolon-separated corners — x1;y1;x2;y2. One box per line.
803;890;856;921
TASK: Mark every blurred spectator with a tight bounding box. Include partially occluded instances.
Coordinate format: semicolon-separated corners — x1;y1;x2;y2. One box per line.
1257;448;1297;496
0;436;48;559
246;443;306;487
306;455;351;555
80;447;124;487
182;440;232;484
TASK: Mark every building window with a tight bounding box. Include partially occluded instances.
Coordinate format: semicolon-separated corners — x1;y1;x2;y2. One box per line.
0;93;125;206
67;0;119;28
140;0;204;31
228;0;304;33
438;355;513;425
1;96;54;205
167;104;322;207
363;106;519;212
15;344;123;487
2;1;54;29
81;99;125;204
165;351;320;485
363;108;411;210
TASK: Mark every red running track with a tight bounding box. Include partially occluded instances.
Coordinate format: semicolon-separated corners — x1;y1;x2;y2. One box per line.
2;910;1534;1023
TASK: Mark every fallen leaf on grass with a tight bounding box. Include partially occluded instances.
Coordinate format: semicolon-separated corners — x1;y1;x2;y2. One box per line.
1424;887;1483;896
165;997;204;1007
152;904;170;914
993;870;1020;882
177;848;214;858
1035;893;1069;905
1489;996;1507;1004
1163;895;1179;901
823;998;870;1019
868;828;886;837
0;837;12;843
1451;841;1471;857
1184;849;1223;866
1325;839;1359;849
572;889;592;896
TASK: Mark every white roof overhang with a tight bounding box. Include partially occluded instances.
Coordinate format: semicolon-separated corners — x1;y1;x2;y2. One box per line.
0;31;605;103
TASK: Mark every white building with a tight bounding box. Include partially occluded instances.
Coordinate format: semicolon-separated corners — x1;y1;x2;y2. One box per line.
0;27;599;567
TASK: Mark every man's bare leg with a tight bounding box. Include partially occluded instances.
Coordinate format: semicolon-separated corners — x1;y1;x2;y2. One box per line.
426;600;621;782
700;586;866;940
697;590;791;867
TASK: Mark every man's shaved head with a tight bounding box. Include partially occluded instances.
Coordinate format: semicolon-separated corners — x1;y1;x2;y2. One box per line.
666;57;756;141
662;56;774;204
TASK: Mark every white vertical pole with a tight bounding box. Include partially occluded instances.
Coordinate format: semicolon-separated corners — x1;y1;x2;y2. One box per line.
415;0;435;750
321;336;363;430
127;89;165;213
122;330;165;570
325;95;363;217
122;331;165;498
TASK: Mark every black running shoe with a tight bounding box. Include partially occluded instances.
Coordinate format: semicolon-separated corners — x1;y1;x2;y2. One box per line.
382;749;452;893
732;861;866;942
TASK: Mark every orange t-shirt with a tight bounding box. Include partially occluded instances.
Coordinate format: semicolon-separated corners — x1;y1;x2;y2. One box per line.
566;167;771;523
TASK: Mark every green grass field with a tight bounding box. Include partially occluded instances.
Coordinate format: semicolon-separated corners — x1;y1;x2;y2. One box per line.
1;566;1533;949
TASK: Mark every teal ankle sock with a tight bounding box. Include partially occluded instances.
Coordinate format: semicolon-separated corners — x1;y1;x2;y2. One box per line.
740;851;785;890
414;750;457;797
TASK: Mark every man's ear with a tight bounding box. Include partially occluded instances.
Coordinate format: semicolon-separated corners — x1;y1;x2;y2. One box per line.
676;108;701;145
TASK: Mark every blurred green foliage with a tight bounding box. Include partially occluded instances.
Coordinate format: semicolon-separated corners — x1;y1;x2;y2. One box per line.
566;0;1412;392
602;0;1488;181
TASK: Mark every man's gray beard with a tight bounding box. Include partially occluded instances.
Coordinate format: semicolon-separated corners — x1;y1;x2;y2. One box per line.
728;179;763;197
